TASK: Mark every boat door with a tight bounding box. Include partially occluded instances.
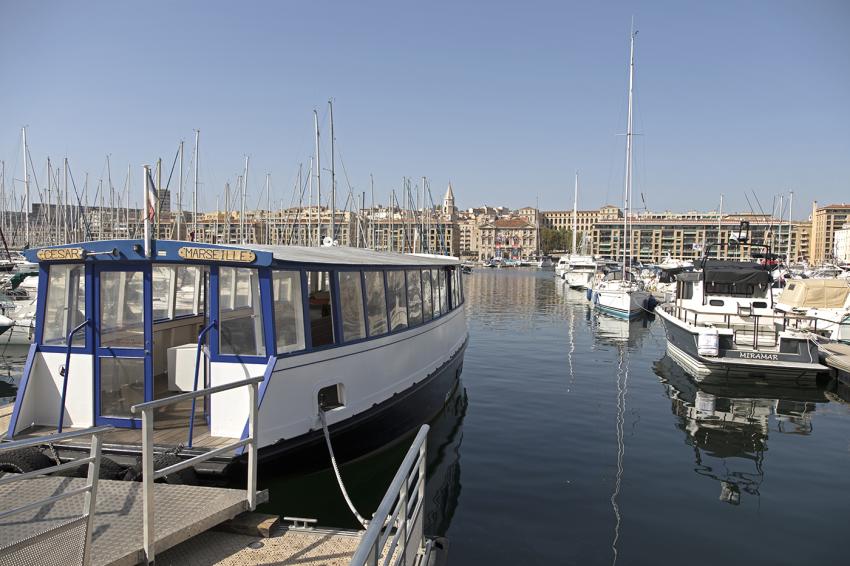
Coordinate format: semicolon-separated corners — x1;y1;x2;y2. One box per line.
94;265;152;428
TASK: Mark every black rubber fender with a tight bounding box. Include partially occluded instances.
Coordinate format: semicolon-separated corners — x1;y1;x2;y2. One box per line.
0;447;54;476
123;453;199;485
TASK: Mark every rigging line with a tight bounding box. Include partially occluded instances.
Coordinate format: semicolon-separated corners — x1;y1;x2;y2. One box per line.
65;163;94;240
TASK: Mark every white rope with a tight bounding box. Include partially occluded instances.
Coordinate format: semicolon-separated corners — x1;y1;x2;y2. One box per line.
318;409;368;528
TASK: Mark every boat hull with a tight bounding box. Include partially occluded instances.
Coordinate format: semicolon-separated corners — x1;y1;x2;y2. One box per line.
657;307;826;383
593;289;650;320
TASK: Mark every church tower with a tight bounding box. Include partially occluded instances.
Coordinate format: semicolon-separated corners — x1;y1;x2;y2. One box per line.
442;182;457;220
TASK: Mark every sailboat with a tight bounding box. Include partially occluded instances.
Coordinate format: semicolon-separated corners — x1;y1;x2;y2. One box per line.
563;171;598;289
593;25;651;319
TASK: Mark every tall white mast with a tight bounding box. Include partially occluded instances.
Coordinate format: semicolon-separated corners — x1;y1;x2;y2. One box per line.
622;24;637;273
177;140;184;239
63;157;69;244
313;110;321;244
572;170;579;254
193;130;199;240
786;190;794;261
308;157;314;246
242;155;249;244
265;172;271;244
329;99;336;244
22;127;29;245
717;193;723;259
143;165;152;257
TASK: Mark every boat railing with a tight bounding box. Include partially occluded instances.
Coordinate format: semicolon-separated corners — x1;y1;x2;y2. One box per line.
664;304;825;351
58;319;91;433
130;374;263;565
188;319;216;448
0;425;113;566
350;425;430;566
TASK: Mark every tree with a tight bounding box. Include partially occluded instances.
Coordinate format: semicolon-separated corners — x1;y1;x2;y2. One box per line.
540;228;573;253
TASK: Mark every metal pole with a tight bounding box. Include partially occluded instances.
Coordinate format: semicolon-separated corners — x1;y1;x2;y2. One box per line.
141;408;155;563
242;155;249;244
786;190;794;261
265;172;271;244
143;165;152;258
82;431;103;566
247;382;258;510
64;157;69;244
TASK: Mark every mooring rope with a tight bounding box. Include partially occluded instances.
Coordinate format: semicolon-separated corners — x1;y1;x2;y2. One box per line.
318;409;369;528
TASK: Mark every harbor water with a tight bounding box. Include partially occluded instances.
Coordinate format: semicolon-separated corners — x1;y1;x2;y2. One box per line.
3;268;850;565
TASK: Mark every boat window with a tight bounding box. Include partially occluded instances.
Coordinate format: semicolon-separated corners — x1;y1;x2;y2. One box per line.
273;270;305;353
452;268;460;308
457;268;464;304
174;266;203;317
152;266;173;320
753;301;768;309
307;271;334;348
337;271;366;342
421;270;433;322
219;267;265;356
387;270;408;331
438;269;449;314
364;271;388;337
100;271;145;348
406;270;423;326
709;299;724;307
99;357;145;418
43;264;86;346
677;281;693;300
431;269;442;317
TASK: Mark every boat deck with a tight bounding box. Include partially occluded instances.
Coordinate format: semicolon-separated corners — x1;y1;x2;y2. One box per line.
0;475;263;566
1;397;236;461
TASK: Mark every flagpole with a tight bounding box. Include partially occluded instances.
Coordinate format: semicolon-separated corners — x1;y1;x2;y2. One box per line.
143;164;152;257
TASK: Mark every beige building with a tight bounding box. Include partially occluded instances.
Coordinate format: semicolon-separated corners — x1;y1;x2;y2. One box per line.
477;217;538;261
810;203;850;263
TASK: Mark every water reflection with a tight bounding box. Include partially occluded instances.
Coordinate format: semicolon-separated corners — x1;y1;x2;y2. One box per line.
0;346;28;405
259;381;467;535
653;354;825;505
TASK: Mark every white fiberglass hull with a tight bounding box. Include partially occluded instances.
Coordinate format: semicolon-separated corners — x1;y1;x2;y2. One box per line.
564;270;595;289
593;287;650;319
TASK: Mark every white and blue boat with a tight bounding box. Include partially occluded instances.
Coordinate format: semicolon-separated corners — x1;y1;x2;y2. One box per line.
3;239;468;474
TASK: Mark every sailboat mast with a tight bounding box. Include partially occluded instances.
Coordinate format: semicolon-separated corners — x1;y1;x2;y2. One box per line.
572;170;578;254
242;156;249;244
177;140;184;239
623;25;636;273
329;99;336;244
786;190;794;262
314;110;321;245
193;129;199;240
22;127;29;245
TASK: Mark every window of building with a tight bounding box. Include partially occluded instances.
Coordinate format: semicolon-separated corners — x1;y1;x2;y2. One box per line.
43;264;86;346
407;270;423;326
422;269;433;322
219;267;265;356
387;270;408;331
338;271;366;342
273;270;305;353
364;271;388;337
307;271;334;348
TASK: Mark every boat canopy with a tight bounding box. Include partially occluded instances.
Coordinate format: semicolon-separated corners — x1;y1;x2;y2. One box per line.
701;261;771;287
778;279;850;309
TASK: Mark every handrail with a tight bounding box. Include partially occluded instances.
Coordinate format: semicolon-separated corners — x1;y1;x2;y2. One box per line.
130;375;261;565
58;318;90;433
0;425;112;566
351;425;430;566
2;425;114;451
188;319;216;448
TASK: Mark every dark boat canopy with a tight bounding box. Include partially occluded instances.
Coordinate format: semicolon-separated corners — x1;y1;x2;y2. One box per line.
701;261;771;286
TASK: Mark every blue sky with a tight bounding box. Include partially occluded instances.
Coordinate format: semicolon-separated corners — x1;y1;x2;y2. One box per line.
1;0;848;218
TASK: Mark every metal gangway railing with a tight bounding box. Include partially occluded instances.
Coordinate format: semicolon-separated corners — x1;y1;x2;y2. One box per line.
351;425;431;566
0;426;113;566
130;375;263;564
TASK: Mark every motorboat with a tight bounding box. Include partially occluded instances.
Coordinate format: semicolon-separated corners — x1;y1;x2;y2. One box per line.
655;260;827;382
563;255;597;289
774;278;850;343
4;239;468;474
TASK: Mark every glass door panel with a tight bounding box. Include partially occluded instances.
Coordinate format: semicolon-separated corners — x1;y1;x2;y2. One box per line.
95;266;151;427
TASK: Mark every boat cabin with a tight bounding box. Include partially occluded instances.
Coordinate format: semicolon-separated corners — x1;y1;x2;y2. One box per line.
5;240;466;468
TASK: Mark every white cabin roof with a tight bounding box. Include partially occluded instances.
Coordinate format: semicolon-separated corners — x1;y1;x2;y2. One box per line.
249;245;459;267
